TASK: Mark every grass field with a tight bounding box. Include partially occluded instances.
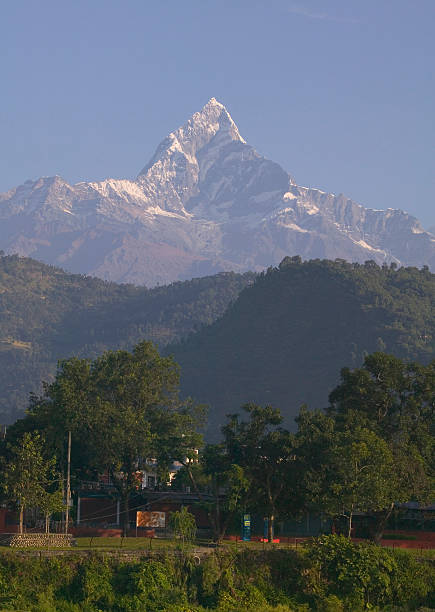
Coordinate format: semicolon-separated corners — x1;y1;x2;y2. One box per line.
75;536;178;550
0;536;432;559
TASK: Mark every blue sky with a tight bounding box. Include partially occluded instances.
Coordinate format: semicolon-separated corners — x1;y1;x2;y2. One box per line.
1;0;434;227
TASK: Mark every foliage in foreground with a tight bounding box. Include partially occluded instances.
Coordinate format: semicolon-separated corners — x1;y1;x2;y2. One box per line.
0;537;432;611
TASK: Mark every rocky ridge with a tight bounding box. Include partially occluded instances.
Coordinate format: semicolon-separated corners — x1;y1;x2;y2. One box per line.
1;98;434;285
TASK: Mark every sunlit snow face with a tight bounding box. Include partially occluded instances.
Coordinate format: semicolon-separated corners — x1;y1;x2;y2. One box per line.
0;98;431;288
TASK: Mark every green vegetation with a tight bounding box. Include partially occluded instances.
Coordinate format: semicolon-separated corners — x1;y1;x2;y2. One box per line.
0;254;253;423
171;257;435;436
0;255;433;435
325;351;434;541
5;347;432;546
6;341;203;536
172;353;434;544
169;507;197;549
0;256;433;609
1;432;63;533
222;404;294;542
305;535;434;610
0;538;432;610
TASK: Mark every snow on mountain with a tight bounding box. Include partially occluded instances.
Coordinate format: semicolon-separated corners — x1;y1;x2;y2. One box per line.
0;99;434;285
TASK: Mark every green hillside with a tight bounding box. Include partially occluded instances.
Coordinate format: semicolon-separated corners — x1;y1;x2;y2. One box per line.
169;257;434;438
1;254;433;433
0;254;254;422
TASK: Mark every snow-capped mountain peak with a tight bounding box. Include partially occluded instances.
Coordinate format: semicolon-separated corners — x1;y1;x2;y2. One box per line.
138;98;245;177
0;99;433;286
134;99;250;215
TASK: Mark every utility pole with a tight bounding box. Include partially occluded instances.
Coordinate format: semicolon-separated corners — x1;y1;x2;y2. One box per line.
65;430;71;534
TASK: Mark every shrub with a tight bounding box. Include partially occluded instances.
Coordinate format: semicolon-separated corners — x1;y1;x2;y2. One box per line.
169;506;197;549
389;549;435;609
72;556;115;608
118;558;189;611
306;534;435;610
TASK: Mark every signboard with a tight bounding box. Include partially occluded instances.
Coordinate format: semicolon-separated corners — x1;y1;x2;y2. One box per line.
136;511;166;528
242;513;251;541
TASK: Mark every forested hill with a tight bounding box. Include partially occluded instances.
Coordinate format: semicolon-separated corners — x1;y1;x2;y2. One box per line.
169;257;434;438
0;254;254;422
1;254;433;431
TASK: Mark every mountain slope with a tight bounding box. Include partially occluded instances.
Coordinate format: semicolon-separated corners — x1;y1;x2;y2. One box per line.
169;258;435;438
0;99;434;285
0;254;254;422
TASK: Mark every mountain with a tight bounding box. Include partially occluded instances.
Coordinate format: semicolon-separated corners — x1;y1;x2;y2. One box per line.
0;254;432;431
0;254;253;423
169;258;435;438
1;98;434;285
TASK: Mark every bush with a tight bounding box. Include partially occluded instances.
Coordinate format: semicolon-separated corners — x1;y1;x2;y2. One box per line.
169;506;197;549
0;546;432;610
72;556;115;608
306;534;435;610
122;558;188;610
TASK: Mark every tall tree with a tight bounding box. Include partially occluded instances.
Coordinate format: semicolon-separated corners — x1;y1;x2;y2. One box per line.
14;341;203;536
292;407;336;518
173;442;251;542
10;358;95;482
88;342;202;535
321;428;396;538
327;353;434;542
223;404;295;542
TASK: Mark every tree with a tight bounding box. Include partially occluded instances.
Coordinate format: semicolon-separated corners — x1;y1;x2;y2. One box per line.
321;428;396;537
16;341;203;536
1;433;59;533
203;445;251;541
328;353;434;442
8;357;96;532
292;407;336;517
327;353;434;542
88;342;203;535
223;404;295;542
168;506;196;549
174;442;251;542
39;488;65;534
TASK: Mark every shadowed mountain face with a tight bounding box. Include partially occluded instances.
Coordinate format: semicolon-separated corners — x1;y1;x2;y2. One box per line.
168;258;435;439
1;98;434;286
0;254;255;423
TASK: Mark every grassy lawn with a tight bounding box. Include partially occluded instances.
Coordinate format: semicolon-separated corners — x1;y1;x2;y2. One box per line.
75;536;178;550
0;536;432;558
73;537;274;551
0;536;301;553
72;537;435;558
387;546;435;560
